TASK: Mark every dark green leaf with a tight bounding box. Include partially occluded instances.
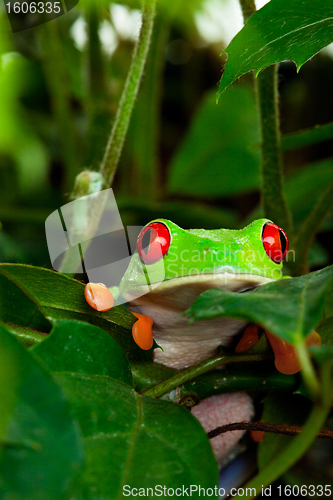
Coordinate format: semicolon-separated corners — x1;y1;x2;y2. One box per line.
167;86;260;198
0;264;146;361
218;0;333;96
0;323;84;500
185;266;333;345
54;373;218;498
32;320;134;386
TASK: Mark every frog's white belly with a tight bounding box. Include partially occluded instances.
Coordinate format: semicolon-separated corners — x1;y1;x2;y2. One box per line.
126;273;271;369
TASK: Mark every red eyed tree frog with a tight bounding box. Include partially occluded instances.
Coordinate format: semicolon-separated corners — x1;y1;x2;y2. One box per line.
85;218;319;463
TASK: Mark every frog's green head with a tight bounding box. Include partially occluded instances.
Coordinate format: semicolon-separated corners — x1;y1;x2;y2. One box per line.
119;218;289;301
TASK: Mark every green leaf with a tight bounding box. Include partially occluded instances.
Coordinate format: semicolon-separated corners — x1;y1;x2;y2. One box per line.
185;266;333;345
32;320;134;387
258;394;311;471
0;323;84;500
0;264;144;361
54;373;218;498
218;0;333;96
167;86;260;198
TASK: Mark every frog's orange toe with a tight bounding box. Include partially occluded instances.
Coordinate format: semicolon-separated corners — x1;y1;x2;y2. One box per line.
85;283;114;311
235;324;260;353
132;313;154;350
265;329;322;375
265;331;301;375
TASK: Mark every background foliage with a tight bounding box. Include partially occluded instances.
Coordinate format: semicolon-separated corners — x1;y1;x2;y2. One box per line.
1;0;333;498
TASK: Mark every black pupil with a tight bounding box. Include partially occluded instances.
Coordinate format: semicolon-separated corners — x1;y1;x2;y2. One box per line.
279;230;287;255
141;229;151;254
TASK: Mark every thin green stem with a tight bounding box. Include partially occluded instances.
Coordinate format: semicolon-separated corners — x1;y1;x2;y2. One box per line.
297;341;321;400
99;0;156;188
289;183;333;275
232;403;330;499
281;121;333;151
142;352;269;399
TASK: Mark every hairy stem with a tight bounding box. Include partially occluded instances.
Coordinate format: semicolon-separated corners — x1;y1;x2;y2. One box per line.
256;65;292;236
99;0;156;188
142;352;269;399
238;0;292;237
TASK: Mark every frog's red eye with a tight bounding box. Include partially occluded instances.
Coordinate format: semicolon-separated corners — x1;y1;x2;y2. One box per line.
262;222;288;264
136;222;171;264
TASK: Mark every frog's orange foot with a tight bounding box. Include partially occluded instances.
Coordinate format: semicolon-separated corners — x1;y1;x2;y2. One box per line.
265;330;321;375
132;312;154;350
235;324;260;353
84;283;114;311
235;324;321;375
250;421;266;443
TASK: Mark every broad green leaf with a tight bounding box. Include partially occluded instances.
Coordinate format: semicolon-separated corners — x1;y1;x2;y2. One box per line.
185;266;333;345
0;323;84;500
32;320;134;386
54;373;218;498
0;271;51;334
258;394;311;471
167;86;260;198
218;0;333;96
0;264;144;361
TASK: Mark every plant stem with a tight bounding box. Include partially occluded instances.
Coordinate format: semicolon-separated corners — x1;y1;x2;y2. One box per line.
297;341;321;400
99;0;156;188
238;0;256;22
288;183;333;275
231;364;332;500
208;421;333;439
255;66;292;236
238;0;292;237
142;352;269;399
281;121;333;151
